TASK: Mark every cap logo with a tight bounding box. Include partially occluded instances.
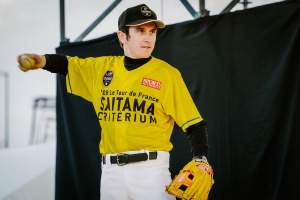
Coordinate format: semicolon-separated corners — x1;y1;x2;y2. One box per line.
141;6;152;17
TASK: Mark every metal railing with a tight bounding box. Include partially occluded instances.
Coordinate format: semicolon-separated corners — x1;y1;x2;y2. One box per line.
29;97;56;145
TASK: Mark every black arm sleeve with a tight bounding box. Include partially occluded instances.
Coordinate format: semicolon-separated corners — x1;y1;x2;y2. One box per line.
43;54;68;75
186;120;209;158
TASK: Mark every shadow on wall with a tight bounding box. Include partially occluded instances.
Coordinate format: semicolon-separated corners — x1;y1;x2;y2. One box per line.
0;142;56;200
3;167;55;200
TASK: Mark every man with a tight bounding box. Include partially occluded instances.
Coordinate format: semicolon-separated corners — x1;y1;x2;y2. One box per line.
17;4;213;200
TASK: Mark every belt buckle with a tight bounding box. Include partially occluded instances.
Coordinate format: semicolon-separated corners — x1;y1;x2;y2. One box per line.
116;153;128;166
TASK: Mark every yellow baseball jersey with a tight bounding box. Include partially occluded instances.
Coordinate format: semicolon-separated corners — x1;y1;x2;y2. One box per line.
66;56;203;154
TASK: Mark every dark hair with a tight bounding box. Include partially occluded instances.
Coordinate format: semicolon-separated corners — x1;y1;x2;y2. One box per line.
118;26;130;48
119;26;129;36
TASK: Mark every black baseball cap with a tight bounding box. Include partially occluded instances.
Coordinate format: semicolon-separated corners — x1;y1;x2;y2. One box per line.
118;4;165;30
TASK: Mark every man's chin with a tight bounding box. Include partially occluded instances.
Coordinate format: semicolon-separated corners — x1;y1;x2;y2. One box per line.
139;51;153;58
128;50;153;59
134;53;151;59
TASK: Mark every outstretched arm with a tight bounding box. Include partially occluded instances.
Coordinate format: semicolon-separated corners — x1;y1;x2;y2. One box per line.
17;54;68;75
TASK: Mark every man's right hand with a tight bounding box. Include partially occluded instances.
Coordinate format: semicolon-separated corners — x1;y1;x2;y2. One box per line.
17;54;46;72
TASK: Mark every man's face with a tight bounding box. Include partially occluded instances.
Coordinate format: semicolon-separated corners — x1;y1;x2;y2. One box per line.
118;22;157;58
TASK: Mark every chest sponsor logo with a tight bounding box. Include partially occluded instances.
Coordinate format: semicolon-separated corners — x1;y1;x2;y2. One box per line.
103;71;113;86
141;78;161;90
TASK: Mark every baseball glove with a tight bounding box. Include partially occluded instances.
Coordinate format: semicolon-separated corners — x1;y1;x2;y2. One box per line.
166;158;214;200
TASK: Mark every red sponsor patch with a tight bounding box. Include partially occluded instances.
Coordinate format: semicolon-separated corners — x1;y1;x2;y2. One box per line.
141;78;161;90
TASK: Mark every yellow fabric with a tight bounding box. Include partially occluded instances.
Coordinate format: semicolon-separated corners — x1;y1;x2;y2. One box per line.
66;56;203;154
166;160;214;200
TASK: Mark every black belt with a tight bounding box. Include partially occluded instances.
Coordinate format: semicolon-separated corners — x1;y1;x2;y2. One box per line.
102;151;158;166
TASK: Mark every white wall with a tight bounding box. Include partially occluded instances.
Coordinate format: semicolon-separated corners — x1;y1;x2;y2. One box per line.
0;142;56;199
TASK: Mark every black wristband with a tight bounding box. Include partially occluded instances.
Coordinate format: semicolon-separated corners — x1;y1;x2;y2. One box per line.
186;120;209;157
43;54;68;75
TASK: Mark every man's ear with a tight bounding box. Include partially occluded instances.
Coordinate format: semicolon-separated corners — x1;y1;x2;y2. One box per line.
117;31;126;45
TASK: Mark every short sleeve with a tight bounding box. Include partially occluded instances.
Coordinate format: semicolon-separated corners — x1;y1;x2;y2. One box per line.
162;69;203;132
66;56;100;102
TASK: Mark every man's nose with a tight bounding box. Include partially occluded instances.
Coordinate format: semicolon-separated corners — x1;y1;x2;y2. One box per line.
144;33;154;42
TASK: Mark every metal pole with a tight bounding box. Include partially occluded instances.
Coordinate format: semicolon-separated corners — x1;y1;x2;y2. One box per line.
29;99;38;144
75;0;122;42
0;71;9;148
240;0;252;9
178;0;199;18
221;0;240;14
199;0;210;17
5;72;9;148
60;0;68;43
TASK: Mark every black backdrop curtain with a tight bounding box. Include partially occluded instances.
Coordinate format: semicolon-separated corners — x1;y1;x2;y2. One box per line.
55;1;300;200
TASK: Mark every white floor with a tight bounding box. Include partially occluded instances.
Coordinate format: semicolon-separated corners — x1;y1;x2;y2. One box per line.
0;142;56;200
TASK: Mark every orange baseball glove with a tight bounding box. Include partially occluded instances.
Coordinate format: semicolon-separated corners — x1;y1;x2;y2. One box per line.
166;158;214;200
